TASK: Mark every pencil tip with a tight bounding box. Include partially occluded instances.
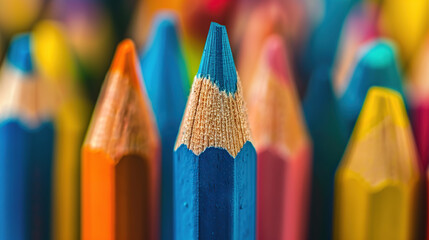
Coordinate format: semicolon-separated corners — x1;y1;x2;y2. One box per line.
360;40;396;70
110;39;141;85
355;87;408;139
262;35;291;84
198;22;237;93
7;34;33;73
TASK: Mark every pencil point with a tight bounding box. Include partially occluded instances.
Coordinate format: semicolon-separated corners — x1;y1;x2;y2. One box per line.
263;35;291;85
7;34;33;73
110;39;141;86
198;22;237;93
354;87;408;139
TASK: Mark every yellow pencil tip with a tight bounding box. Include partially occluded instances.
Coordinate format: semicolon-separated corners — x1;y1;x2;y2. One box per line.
353;87;408;140
33;20;75;81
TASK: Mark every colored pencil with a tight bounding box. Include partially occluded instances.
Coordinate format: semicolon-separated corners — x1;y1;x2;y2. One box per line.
409;33;429;172
334;87;419;240
300;0;359;85
303;66;347;240
129;0;183;47
333;2;379;95
81;39;160;240
0;34;55;240
174;22;256;239
338;40;406;140
247;34;311;240
32;20;91;240
140;12;189;240
237;2;288;97
378;0;429;64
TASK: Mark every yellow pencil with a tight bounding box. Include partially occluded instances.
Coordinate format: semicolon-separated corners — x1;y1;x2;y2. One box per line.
334;87;420;240
379;0;429;64
33;20;91;240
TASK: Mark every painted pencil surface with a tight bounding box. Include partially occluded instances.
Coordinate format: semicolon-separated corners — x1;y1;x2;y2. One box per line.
334;87;419;240
333;2;379;95
300;0;359;84
379;0;429;63
140;12;188;240
409;33;429;172
174;22;256;240
0;34;55;240
303;66;347;240
338;40;405;140
247;35;311;240
33;20;91;240
81;39;160;240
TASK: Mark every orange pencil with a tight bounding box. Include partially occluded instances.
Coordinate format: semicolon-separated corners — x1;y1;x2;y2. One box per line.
81;39;160;240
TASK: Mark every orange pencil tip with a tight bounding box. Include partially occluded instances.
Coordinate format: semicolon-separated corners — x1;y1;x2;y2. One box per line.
109;39;141;86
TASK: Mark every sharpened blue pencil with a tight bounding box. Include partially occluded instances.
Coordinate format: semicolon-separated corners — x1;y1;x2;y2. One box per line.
173;22;256;240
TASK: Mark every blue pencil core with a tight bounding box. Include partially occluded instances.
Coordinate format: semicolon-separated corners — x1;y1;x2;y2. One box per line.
197;22;237;94
7;34;33;73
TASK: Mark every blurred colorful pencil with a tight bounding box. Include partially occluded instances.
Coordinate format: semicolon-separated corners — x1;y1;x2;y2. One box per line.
334;87;419;240
409;33;429;172
303;66;347;240
237;2;288;97
338;40;406;140
300;0;359;86
378;0;429;65
32;20;91;240
333;2;379;95
174;22;256;239
247;35;311;240
81;39;160;240
140;12;189;240
0;34;55;240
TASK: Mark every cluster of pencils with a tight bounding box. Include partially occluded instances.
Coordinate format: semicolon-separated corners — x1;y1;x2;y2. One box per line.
0;0;429;240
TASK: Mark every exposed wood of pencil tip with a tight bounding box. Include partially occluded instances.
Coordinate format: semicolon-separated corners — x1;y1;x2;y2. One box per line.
175;76;251;157
247;35;309;157
0;55;54;127
341;88;418;186
83;41;158;163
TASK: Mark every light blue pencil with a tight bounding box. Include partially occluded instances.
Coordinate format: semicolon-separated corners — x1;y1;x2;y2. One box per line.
140;12;189;240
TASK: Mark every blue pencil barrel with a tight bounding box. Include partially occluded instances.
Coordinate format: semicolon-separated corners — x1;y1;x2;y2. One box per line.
0;121;54;240
174;142;256;239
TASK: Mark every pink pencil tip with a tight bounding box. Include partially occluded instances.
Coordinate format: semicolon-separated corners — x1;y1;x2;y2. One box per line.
263;35;291;85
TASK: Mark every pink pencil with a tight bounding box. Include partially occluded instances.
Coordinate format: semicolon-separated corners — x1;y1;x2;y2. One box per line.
247;34;312;240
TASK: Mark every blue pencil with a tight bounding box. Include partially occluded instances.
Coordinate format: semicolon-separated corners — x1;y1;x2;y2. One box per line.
303;66;347;240
173;22;256;240
300;0;360;87
338;39;406;140
140;12;189;240
0;34;55;240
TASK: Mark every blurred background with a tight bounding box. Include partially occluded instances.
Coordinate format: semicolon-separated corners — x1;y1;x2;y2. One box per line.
0;0;426;105
0;0;428;239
